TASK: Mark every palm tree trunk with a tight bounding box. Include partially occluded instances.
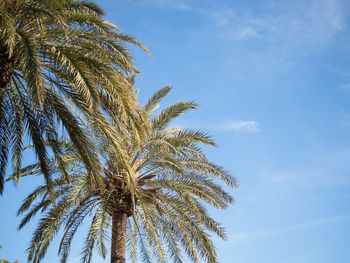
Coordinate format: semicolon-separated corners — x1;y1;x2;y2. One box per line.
111;211;127;263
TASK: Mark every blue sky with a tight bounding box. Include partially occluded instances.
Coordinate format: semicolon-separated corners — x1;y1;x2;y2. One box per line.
1;0;350;262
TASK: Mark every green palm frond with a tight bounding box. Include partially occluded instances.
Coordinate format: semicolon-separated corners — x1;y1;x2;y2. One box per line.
152;101;198;131
144;85;171;113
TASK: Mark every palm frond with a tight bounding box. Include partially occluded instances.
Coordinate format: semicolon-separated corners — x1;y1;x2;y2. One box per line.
152;101;198;131
144;86;171;113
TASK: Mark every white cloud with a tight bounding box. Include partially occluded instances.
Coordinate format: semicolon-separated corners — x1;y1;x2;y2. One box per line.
144;0;347;45
234;27;262;41
206;0;347;51
142;0;197;11
230;214;350;244
224;120;260;132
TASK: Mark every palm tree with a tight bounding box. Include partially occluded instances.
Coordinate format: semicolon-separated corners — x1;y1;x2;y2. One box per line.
17;87;237;263
0;0;149;194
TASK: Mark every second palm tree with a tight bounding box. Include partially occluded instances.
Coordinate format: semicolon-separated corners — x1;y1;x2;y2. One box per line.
17;86;237;263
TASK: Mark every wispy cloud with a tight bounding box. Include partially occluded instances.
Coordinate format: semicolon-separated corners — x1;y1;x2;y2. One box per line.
234;27;262;41
200;0;347;52
141;0;348;58
326;0;344;29
230;215;350;244
142;0;197;11
143;0;348;42
246;3;340;45
224;120;260;132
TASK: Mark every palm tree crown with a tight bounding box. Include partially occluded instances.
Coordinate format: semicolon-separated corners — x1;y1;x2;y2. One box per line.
0;0;149;193
18;87;237;263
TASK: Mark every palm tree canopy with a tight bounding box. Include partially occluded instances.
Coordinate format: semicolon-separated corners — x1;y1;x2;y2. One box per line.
17;87;237;263
0;0;150;194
